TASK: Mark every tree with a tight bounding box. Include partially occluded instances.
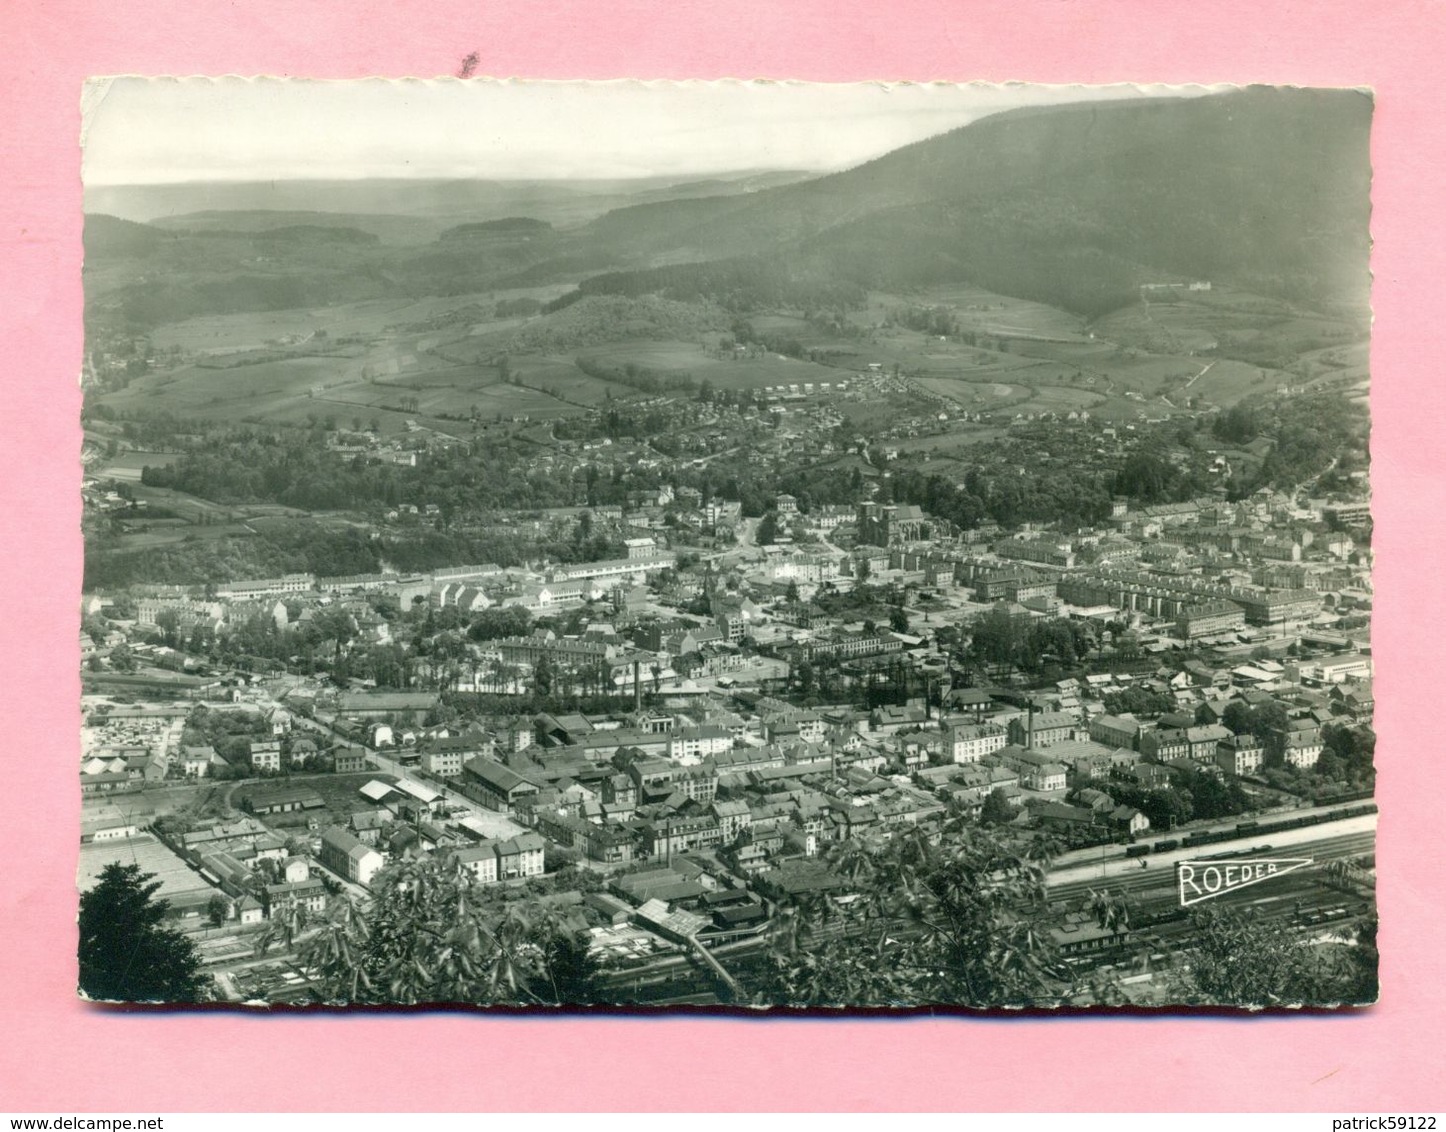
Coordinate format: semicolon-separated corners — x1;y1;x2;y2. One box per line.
980;787;1017;826
1087;888;1131;935
759;826;1068;1007
154;608;182;648
1141;787;1193;831
207;893;232;927
539;930;605;1005
1175;907;1368;1006
532;654;556;697
1221;700;1254;735
294;853;601;1005
79;864;208;1002
889;606;911;634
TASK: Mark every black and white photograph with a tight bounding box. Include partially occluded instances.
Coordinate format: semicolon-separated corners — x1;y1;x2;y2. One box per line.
77;78;1376;1010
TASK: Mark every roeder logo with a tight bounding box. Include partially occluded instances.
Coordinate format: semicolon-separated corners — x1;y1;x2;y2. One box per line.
1176;857;1313;907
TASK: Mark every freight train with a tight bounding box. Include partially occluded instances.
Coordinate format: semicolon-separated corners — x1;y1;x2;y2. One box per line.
1123;801;1376;859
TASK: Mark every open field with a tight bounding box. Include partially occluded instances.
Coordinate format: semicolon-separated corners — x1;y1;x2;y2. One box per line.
83;669;212;692
150;300;415;355
101;276;1364;436
109;520;257;552
913;376;1031;409
103;355;604;430
902;284;1094;341
125;483;243;520
313;372;598;422
231;772;399;830
95;450;182;481
1092;290;1366;369
146;288;574;356
573;339;849;391
1023;385;1110;413
885;426;1013;463
105;356;355;417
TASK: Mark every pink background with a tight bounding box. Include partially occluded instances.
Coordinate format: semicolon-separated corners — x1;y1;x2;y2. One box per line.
3;0;1443;1111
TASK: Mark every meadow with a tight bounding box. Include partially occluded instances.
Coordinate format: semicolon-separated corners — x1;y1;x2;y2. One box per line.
101;273;1364;440
97;450;181;481
572;339;849;391
905;284;1094;341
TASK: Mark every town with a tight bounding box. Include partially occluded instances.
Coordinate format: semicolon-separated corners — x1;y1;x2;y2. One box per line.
79;399;1376;1005
77;84;1375;1009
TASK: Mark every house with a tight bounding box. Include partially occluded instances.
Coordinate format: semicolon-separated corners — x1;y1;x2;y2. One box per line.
1283;733;1323;769
235;894;265;925
583;823;636;865
288;736;318;766
1108;806;1150;837
667;725;732;763
124;753;167;782
181;745;215;778
1185;724;1232;761
417;734;490;779
334;745;371;774
350;810;388;845
711;799;752;842
995;746;1068;792
454;842;500;884
1141;727;1191;763
248;740;282;773
263;878;328;918
318;826;385;886
1215;732;1264;776
763;710;826;745
494;833;546;880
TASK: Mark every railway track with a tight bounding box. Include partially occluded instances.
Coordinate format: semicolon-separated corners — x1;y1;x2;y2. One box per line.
1048;830;1376;906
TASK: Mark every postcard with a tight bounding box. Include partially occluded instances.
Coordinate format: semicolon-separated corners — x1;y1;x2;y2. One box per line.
76;77;1375;1010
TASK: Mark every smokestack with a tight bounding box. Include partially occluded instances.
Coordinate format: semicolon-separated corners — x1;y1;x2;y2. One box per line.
1027;701;1035;750
633;658;642;712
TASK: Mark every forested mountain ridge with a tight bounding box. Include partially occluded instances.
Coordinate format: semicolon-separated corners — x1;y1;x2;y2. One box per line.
85;88;1371;331
574;87;1372;316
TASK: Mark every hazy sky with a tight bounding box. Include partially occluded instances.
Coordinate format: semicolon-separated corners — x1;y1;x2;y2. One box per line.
81;77;1218;185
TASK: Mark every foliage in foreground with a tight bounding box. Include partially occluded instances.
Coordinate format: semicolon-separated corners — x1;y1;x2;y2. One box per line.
275;854;603;1006
756;824;1070;1008
1174;906;1378;1008
78;863;209;1003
